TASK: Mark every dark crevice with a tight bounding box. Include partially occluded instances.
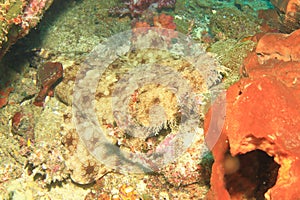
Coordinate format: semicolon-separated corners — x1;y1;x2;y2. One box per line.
224;150;280;200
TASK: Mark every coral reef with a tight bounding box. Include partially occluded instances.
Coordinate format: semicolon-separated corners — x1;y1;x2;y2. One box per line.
172;0;273;43
258;0;300;33
109;0;176;17
0;0;53;58
132;13;177;40
153;13;176;29
208;7;261;40
131;13;176;30
0;0;279;198
208;39;256;87
26;141;69;185
83;171;209;199
205;29;300;199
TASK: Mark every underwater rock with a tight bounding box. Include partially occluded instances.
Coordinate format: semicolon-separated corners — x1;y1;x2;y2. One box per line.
275;0;300;13
205;29;300;200
271;0;300;32
257;9;281;33
0;0;53;59
270;0;300;32
259;0;300;33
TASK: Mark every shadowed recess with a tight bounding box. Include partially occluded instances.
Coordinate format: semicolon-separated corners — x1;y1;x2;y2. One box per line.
224;150;280;200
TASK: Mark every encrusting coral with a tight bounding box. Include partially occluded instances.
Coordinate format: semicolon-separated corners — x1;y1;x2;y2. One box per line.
0;0;53;58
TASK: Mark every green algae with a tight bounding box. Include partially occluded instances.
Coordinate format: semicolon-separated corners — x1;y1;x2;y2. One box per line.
209;7;261;40
186;0;273;11
208;39;256;87
4;0;23;20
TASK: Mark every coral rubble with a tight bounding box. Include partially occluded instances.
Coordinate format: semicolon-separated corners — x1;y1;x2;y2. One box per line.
205;29;300;199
